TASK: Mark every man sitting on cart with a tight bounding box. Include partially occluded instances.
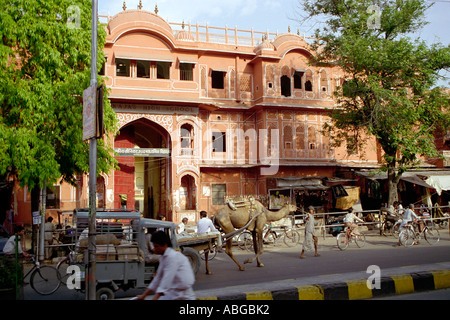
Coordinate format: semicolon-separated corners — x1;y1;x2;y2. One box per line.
197;211;223;251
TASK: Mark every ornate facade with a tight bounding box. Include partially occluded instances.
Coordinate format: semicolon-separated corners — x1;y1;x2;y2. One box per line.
95;8;381;223
12;8;385;226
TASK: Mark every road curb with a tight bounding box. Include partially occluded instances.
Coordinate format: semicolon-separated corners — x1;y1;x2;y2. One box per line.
196;269;450;300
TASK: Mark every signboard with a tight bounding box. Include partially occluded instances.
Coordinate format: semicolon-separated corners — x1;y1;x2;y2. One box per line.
268;189;291;210
83;85;96;141
113;103;199;115
115;148;170;158
202;186;211;197
32;211;41;225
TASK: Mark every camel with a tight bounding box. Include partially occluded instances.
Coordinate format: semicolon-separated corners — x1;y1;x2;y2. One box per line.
214;199;297;271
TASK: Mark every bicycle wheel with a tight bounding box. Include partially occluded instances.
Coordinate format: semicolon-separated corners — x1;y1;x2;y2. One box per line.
243;233;254;252
30;265;61;295
355;233;366;248
380;221;392;236
399;229;415;247
263;229;277;246
56;257;70;286
424;226;440;245
201;248;217;261
391;222;400;238
336;233;348;251
271;231;283;246
237;232;252;251
283;229;300;247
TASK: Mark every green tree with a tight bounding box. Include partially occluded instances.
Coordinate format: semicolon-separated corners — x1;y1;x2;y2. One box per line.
0;1;117;208
299;0;450;204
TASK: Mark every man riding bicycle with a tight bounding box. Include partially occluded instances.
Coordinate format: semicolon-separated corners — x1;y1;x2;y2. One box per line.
398;204;419;245
343;208;364;237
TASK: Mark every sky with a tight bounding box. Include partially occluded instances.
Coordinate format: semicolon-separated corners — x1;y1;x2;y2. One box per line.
98;0;450;85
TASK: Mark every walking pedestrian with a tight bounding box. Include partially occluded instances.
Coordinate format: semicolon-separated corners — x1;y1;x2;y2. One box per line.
300;206;319;258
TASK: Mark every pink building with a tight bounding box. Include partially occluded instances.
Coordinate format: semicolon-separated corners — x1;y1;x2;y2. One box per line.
13;8;384;226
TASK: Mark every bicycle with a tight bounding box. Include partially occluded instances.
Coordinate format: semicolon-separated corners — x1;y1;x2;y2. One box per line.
279;227;301;247
263;225;301;247
56;250;80;286
237;230;253;252
398;220;440;247
263;224;282;246
336;226;366;251
379;214;400;237
23;255;61;295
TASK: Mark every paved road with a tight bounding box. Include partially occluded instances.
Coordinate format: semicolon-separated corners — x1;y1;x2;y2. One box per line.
193;230;450;291
22;229;450;300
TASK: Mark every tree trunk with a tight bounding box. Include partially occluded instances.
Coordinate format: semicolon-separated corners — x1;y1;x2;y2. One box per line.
386;163;401;206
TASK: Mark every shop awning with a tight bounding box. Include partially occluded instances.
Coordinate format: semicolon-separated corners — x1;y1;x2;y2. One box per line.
424;175;450;195
275;177;328;190
399;173;435;189
356;170;450;194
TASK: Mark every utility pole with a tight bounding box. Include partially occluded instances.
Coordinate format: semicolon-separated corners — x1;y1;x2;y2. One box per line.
87;0;98;301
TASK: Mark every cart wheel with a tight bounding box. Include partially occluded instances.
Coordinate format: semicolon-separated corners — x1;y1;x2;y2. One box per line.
182;247;201;275
96;286;115;300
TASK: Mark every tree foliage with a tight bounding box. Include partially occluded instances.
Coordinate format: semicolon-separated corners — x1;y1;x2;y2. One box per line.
0;0;117;190
300;0;450;203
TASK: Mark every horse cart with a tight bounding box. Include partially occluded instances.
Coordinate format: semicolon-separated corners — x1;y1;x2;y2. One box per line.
66;209;219;299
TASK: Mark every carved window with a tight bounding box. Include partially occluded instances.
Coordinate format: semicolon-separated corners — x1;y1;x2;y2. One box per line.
294;71;304;89
211;71;226;89
212;184;226;205
320;70;328;92
305;70;313;92
308;126;317;149
212;131;226;152
296;125;305;150
284;126;293;149
180;123;194;155
240;74;252;92
280;66;291;97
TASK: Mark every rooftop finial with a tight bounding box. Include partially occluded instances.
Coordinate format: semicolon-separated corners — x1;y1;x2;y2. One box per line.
154;4;159;15
123;1;127;11
138;0;143;10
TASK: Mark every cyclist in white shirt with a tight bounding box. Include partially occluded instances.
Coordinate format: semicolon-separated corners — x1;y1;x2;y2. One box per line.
398;204;419;246
400;204;419;230
343;208;364;236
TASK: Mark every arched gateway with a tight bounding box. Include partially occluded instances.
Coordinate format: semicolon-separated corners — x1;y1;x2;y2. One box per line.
114;116;171;219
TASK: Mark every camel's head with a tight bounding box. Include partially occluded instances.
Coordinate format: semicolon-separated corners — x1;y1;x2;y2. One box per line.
288;204;297;212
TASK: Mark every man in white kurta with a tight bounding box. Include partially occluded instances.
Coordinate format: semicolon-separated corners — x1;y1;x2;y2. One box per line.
300;206;319;258
137;231;195;300
197;210;223;248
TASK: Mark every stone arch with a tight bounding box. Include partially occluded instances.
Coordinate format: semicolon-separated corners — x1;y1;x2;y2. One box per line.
114;117;172;218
